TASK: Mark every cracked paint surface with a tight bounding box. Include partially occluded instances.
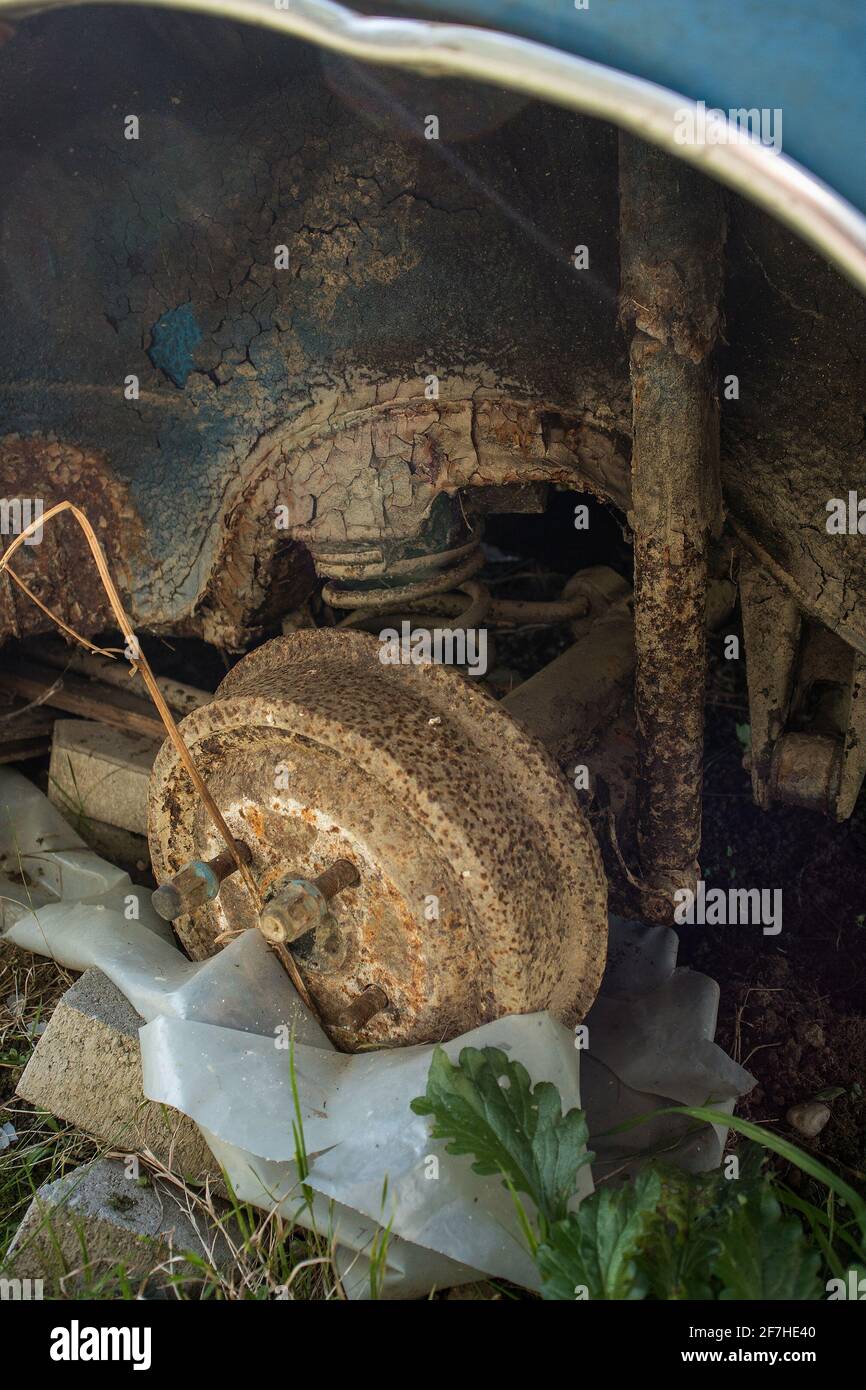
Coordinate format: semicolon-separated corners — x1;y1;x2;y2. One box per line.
0;8;863;655
148;303;202;388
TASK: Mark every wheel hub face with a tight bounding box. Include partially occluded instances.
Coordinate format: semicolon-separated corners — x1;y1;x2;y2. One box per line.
149;630;608;1047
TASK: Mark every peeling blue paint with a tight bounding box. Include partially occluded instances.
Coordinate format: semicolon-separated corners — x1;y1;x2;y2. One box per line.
148;303;202;388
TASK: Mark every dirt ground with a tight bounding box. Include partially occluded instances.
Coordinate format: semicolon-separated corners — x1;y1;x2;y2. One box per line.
679;632;866;1180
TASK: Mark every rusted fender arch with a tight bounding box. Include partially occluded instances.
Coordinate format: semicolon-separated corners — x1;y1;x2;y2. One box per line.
195;378;632;647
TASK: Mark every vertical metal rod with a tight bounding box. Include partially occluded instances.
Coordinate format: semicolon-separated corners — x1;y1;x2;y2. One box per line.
618;134;726;922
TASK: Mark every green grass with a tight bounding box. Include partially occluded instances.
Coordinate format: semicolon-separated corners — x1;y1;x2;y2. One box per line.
0;948;383;1299
1;947;96;1258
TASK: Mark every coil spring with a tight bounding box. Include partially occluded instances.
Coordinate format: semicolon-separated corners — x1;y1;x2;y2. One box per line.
321;543;591;632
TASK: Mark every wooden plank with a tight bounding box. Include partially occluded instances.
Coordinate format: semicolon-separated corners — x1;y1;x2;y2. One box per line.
0;739;52;764
0;704;56;737
0;662;166;740
33;640;212;716
0;700;56;763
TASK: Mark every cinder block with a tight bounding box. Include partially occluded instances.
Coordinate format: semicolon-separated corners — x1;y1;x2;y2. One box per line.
48;719;158;836
16;968;219;1186
3;1157;234;1295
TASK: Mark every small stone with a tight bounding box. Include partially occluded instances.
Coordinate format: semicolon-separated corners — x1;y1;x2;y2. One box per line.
786;1101;831;1138
801;1021;825;1048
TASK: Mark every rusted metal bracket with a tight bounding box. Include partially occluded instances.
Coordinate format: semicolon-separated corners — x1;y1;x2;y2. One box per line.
618;134;726;923
741;551;866;819
738;553;802;807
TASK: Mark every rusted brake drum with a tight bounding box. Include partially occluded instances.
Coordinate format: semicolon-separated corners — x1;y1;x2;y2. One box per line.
149;630;607;1048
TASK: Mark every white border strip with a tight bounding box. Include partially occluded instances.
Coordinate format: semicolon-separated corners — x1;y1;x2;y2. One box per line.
4;0;866;293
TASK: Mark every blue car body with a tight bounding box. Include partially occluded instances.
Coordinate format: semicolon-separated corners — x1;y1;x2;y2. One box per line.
408;0;865;213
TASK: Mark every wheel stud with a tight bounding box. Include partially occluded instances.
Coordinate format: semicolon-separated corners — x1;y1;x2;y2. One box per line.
333;984;389;1031
151;841;252;922
258;859;359;946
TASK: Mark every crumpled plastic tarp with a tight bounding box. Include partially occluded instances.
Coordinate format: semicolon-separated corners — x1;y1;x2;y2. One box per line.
0;767;755;1297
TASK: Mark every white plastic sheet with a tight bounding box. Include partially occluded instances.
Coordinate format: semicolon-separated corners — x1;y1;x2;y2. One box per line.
0;767;755;1297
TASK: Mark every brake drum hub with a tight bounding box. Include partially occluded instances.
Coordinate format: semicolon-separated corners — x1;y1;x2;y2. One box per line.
148;630;607;1047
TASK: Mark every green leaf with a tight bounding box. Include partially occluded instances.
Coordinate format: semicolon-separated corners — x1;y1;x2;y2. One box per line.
639;1148;769;1299
715;1183;823;1300
665;1106;866;1241
411;1053;850;1301
537;1169;661;1300
638;1166;720;1300
410;1044;592;1232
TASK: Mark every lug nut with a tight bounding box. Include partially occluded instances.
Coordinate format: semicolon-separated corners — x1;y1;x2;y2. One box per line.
151;841;252;922
258;859;359;946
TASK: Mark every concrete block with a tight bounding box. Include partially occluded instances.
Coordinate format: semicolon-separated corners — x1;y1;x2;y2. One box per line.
3;1157;234;1295
17;969;220;1186
48;719;158;836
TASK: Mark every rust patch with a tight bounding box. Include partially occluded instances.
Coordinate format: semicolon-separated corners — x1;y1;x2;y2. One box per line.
0;436;146;645
240;804;267;839
618;137;725;922
618;134;726;364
